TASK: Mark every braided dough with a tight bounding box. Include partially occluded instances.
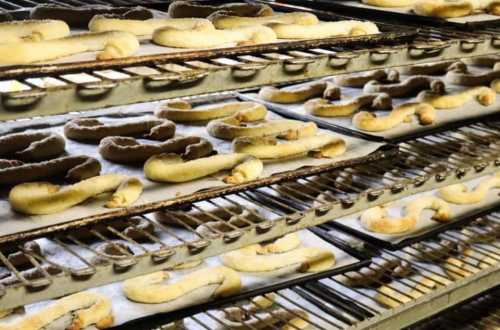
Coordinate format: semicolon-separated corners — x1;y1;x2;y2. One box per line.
363;76;445;97
305;93;392;117
259;81;340;104
168;1;274;19
122;266;241;303
334;69;400;88
362;0;418;7
144;153;263;184
269;20;380;39
352;102;436;132
439;173;500;204
64;118;175;142
0;292;112;330
9;174;142;215
0;132;65;161
360;196;451;234
417;86;496;109
0;20;70;43
0;31;139;65
211;12;318;29
233;133;346;161
399;61;466;76
446;67;500;86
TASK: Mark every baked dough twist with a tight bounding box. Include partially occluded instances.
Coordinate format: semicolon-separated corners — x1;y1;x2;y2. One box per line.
363;76;445;97
413;0;474;17
168;1;274;19
360;196;451;234
258;81;340;104
342;259;411;287
417;86;496;109
0;292;113;330
352;102;436;132
305;93;392;117
269;20;380;39
9;174;142;215
122;266;241;303
211;12;318;29
0;31;139;65
399;61;466;76
439;173;500;204
362;0;418;7
144;153;263;184
0;132;65;161
232;133;346;161
153;24;276;48
445;67;500;86
333;69;400;88
0;20;70;43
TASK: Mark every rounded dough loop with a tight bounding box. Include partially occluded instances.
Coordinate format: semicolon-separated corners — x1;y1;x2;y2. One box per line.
122;266;241;304
362;0;418;7
144;153;263;184
9;174;143;215
0;132;65;162
333;69;400;88
417;86;496;109
352;102;436;132
0;19;70;43
363;76;445;98
259;81;340;104
439;173;500;204
211;12;318;29
168;1;274;19
305;93;392;117
360;196;451;234
269;20;379;39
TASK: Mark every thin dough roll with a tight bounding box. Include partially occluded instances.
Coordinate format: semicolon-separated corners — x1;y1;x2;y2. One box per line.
269;20;380;39
0;19;70;43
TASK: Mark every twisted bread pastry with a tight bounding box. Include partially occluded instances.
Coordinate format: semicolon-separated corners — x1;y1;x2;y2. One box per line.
413;0;474;18
144;153;263;184
0;20;70;43
360;196;451;234
258;81;340;104
439;173;500;204
305;93;392;117
399;61;466;76
89;15;214;36
352;102;436;132
9;174;143;215
269;20;380;39
333;69;400;88
0;31;139;65
168;1;274;19
153;24;276;48
122;266;241;303
0;155;101;185
156;100;265;122
445;67;500;86
99;136;213;163
363;76;445;97
362;0;418;7
417;86;496;109
211;12;318;29
0;132;65;161
0;292;112;330
64;118;175;142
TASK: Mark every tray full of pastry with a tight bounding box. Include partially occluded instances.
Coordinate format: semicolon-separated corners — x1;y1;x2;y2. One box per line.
242;57;500;142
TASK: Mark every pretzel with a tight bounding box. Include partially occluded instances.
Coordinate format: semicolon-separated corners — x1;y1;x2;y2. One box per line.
445;67;500;86
269;20;380;39
30;4;153;28
362;0;418;7
305;93;392;117
89;15;214;36
0;292;113;330
413;0;474;17
156;100;266;122
0;31;139;65
233;134;346;161
0;155;101;185
0;20;70;43
342;259;411;287
144;153;263;184
9;174;143;215
333;69;400;88
168;1;274;19
123;266;241;303
363;76;445;97
153;24;276;48
258;81;340;104
399;61;466;76
0;132;65;161
99;136;213;163
211;12;318;29
417;86;496;109
360;196;451;234
439;173;500;204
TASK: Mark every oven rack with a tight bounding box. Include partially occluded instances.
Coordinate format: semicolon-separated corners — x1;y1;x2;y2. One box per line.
1;121;500;310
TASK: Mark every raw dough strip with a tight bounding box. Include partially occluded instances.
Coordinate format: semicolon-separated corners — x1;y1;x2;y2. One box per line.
212;12;318;29
417;86;496;109
333;69;400;88
363;76;445;97
122;266;241;303
156;100;266;122
89;15;214;36
305;93;392;117
413;0;500;18
439;173;500;204
0;132;65;161
0;31;139;65
144;153;263;184
399;61;466;76
360;196;451;234
362;0;418;7
269;20;380;39
352;102;436;132
168;1;274;19
0;292;113;330
153;24;276;48
0;155;101;185
99;136;213;163
64;118;175;142
445;67;500;87
9;174;143;215
258;81;340;104
232;133;346;161
0;20;70;43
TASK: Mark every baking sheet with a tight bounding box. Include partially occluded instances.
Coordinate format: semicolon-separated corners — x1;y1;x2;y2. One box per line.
327;174;500;249
0;96;385;239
